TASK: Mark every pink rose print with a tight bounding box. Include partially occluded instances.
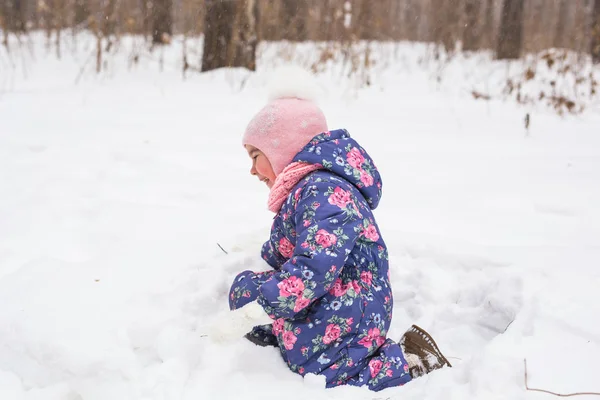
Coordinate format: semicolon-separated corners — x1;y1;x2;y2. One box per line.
282;330;297;350
403;364;409;373
293;297;311;313
360;170;374;187
277;276;305;298
298;367;305;374
360;271;373;286
272;318;285;336
386;369;393;377
369;359;383;378
315;229;337;248
358;327;386;349
328;278;348;297
362;224;380;242
278;237;294;258
351;280;361;294
322;323;341;344
294;187;303;202
328;187;352;208
347;147;365;169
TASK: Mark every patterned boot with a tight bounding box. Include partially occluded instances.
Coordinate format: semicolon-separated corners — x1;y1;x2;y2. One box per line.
400;325;452;378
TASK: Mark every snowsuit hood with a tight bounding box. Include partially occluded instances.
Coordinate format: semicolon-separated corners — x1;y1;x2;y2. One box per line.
292;129;383;210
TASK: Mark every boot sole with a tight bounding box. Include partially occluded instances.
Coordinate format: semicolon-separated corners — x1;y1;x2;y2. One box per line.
406;324;452;368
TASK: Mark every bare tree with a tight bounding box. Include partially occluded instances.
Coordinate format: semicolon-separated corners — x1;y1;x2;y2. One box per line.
553;0;568;49
463;0;481;51
280;0;308;41
352;0;375;40
102;0;118;36
151;0;172;44
497;0;525;59
2;0;28;32
432;0;462;52
321;0;346;41
74;0;88;26
403;0;422;42
201;0;258;72
593;0;600;63
482;0;496;49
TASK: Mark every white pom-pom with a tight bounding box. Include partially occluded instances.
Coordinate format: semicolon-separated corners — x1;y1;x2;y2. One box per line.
266;65;321;103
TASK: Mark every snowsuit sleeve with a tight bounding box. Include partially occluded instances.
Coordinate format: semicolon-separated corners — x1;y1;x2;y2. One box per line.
261;238;285;270
228;270;277;310
257;181;363;320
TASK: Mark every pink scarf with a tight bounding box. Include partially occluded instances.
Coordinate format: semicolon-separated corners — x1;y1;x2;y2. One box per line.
268;162;321;213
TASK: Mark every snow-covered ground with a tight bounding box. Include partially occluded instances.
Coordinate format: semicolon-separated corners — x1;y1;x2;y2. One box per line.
1;34;600;400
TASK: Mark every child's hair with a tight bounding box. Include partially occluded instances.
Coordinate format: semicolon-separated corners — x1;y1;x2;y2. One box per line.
242;66;328;176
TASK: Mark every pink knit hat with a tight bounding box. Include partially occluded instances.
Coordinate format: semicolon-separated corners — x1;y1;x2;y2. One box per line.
242;67;328;176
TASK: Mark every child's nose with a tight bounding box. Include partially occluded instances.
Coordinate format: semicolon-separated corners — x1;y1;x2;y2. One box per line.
250;165;257;175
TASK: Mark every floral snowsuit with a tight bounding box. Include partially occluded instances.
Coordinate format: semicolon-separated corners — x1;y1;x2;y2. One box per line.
229;130;412;391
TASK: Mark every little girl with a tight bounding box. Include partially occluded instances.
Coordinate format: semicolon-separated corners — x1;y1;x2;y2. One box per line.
213;75;451;391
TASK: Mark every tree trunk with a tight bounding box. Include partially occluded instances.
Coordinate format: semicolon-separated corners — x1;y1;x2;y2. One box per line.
73;0;88;27
322;0;345;41
483;0;495;49
201;0;258;72
592;0;600;63
281;0;308;41
102;0;118;36
432;0;461;52
3;0;28;32
352;0;375;40
496;0;524;59
151;0;172;44
553;0;568;49
406;0;423;42
463;0;481;51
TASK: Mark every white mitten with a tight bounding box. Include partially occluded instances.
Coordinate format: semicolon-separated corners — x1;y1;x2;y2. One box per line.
210;302;273;344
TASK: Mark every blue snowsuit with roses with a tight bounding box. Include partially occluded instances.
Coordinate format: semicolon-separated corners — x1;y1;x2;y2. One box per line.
229;130;412;391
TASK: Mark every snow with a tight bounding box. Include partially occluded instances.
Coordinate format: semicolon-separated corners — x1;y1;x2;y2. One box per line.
1;33;600;400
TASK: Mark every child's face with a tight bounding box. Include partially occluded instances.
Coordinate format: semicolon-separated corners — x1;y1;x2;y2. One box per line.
245;145;276;188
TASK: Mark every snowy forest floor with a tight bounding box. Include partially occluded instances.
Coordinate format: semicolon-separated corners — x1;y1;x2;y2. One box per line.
1;33;600;400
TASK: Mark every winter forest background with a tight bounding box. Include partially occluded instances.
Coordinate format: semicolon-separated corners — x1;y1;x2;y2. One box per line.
2;0;600;114
3;0;600;58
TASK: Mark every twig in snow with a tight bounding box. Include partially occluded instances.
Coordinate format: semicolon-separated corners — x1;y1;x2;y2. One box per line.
217;243;228;255
503;318;515;333
524;359;600;397
74;49;96;84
